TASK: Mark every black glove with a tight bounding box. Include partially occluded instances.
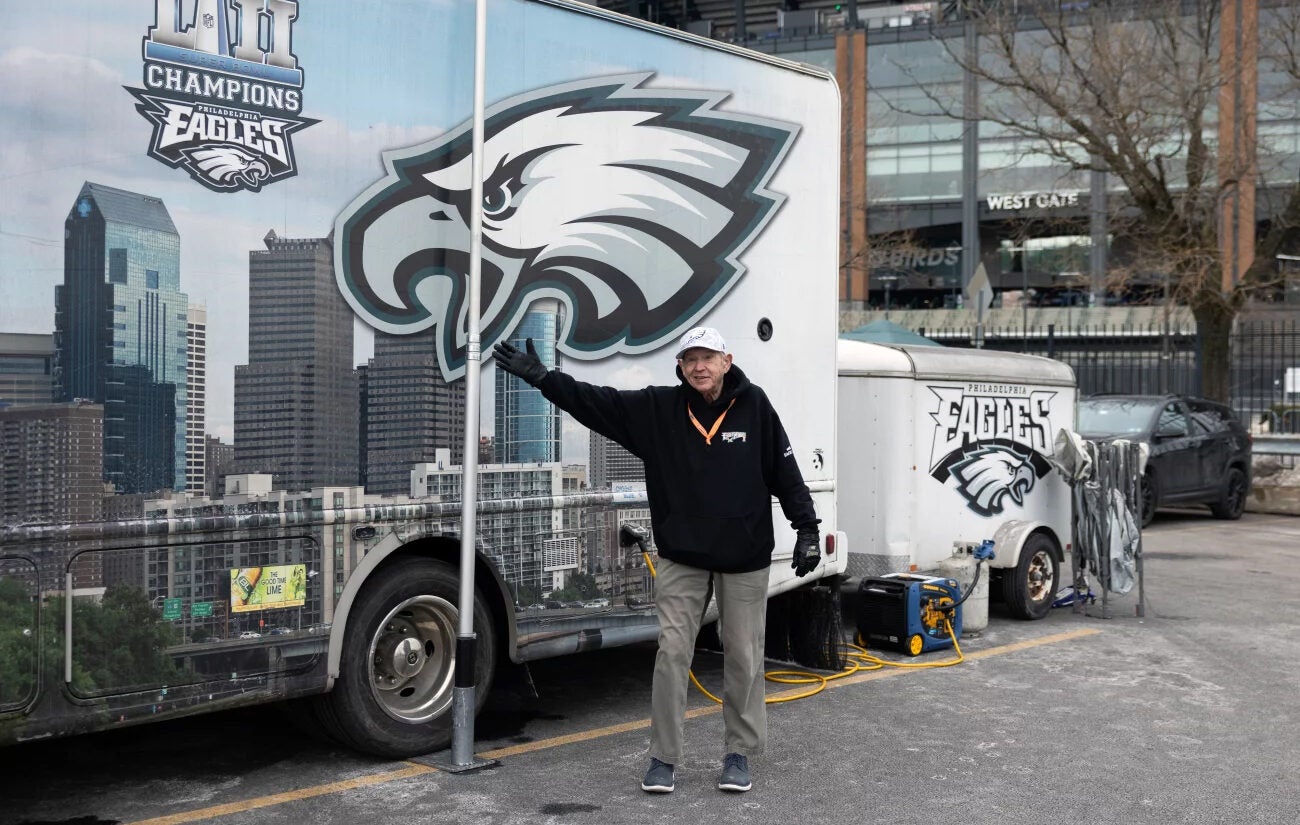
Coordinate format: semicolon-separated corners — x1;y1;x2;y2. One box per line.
791;529;820;577
492;338;548;386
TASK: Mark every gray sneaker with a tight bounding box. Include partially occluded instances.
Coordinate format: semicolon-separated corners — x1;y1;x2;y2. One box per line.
717;752;752;792
641;757;675;793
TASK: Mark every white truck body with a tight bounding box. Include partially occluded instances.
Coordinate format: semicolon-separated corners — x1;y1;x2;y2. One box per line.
0;0;844;754
836;339;1076;607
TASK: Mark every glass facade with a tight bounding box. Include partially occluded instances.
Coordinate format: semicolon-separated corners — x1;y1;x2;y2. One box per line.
866;38;965;203
495;303;562;464
863;36;1097;203
1259;7;1300;184
56;182;188;494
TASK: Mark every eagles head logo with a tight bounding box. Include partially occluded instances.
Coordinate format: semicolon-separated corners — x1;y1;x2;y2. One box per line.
949;445;1037;517
183;147;272;191
334;73;800;380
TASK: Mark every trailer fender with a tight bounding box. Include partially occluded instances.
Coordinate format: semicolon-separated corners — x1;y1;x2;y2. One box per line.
987;519;1063;570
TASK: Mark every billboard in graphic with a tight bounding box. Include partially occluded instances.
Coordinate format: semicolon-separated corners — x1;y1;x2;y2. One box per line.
230;565;307;613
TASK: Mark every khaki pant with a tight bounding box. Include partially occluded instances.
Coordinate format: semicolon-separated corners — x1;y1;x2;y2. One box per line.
648;557;770;765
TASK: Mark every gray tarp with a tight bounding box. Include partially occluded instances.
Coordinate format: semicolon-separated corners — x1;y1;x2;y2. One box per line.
1052;430;1145;596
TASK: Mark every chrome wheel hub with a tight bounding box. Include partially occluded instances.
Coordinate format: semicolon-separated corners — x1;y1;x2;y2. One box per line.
368;595;458;724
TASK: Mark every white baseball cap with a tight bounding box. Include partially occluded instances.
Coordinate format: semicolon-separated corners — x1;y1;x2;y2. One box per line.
674;326;727;359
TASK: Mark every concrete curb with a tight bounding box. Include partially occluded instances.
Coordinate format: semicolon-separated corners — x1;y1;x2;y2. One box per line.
1248;482;1300;515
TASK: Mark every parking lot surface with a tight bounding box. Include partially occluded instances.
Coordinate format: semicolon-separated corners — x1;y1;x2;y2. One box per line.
4;510;1298;825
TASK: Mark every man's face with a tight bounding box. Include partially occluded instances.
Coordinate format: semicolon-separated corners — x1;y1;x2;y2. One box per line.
678;347;732;399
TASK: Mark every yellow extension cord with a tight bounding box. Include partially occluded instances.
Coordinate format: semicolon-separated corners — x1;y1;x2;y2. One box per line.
642;551;966;706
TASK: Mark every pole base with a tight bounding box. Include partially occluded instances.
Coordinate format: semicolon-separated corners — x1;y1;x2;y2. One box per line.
413;751;500;774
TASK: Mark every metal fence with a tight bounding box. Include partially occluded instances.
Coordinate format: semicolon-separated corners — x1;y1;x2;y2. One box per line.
1231;320;1300;436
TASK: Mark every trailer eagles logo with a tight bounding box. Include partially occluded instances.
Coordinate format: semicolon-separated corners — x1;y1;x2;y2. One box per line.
927;386;1058;517
333;74;800;380
125;0;317;192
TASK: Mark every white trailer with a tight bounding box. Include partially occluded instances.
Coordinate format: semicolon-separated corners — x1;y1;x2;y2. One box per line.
836;339;1077;620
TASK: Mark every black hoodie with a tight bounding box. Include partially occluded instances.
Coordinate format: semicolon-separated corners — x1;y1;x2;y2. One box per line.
538;363;819;573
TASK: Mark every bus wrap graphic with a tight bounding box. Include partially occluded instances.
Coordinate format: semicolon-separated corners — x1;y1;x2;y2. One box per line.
126;0;317;192
334;73;800;381
230;565;307;613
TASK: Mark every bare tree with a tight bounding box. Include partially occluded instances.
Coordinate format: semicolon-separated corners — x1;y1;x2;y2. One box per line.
892;0;1300;400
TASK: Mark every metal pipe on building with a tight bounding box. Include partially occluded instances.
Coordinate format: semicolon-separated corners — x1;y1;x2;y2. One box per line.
1089;161;1107;306
960;12;979;301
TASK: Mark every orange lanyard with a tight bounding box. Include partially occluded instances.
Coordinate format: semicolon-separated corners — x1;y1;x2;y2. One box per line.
687;399;735;445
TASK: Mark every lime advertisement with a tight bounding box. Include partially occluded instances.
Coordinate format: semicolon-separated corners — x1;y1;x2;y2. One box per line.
230;565;307;613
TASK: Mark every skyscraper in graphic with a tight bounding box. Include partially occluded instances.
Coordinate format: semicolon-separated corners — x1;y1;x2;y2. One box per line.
0;401;104;529
365;329;466;496
356;363;368;489
587;431;647;578
0;402;106;589
560;463;588;533
55;182;187;494
185;305;207;495
234;231;358;491
495;300;562;464
589;431;645;488
0;333;55;408
205;435;234;498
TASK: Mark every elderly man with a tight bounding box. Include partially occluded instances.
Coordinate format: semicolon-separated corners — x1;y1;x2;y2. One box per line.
493;326;820;794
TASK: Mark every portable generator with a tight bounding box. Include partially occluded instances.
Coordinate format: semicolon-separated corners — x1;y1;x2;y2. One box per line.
856;573;963;656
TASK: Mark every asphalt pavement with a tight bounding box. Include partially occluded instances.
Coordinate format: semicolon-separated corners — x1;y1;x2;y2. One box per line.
3;510;1298;825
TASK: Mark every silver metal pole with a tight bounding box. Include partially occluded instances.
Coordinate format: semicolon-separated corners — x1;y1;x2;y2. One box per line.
1022;261;1028;352
960;14;979;299
450;0;489;769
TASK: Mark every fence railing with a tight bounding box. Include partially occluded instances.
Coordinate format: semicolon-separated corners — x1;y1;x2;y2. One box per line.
1253;435;1300;457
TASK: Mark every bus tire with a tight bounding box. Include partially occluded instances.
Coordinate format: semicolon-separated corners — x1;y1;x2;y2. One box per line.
1001;532;1058;621
313;556;496;758
788;583;844;671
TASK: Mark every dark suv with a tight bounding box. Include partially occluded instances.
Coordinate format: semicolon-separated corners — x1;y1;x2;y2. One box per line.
1076;394;1252;526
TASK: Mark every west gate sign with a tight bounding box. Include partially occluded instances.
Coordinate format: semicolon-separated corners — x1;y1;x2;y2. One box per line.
985;190;1081;211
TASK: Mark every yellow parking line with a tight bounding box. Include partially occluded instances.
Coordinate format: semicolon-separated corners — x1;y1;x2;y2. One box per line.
127;764;436;825
126;626;1100;823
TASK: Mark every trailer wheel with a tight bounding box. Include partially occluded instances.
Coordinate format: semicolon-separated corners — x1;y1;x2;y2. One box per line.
312;556;496;758
1002;533;1058;620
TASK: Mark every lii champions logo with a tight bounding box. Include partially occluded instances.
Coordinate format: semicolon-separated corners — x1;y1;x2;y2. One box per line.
126;0;317;193
926;385;1058;517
